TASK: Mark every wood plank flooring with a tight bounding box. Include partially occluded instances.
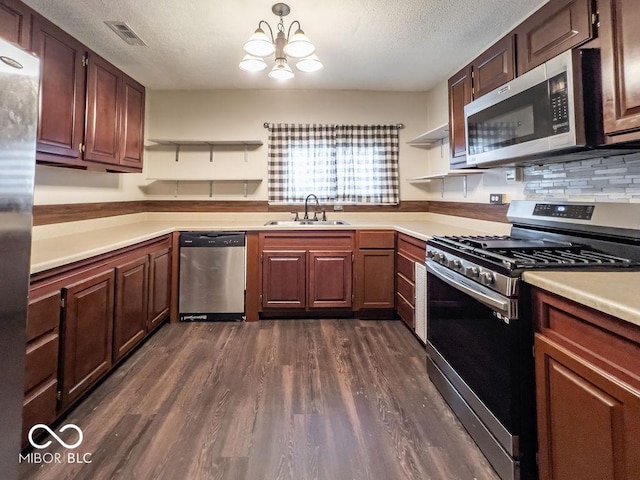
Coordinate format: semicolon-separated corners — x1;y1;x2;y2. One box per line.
19;320;499;480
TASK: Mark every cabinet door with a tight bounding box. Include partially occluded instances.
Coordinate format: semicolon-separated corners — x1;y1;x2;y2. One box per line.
60;270;114;409
148;247;171;331
355;249;395;309
599;0;640;142
262;251;306;308
0;0;32;49
84;53;121;166
535;334;640;480
448;65;473;169
113;256;148;362
31;15;86;165
515;0;594;75
308;250;352;309
471;35;515;98
120;74;145;169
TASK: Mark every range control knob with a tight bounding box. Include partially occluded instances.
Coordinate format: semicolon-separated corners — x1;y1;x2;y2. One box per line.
449;258;462;269
479;271;495;286
427;250;435;259
467;266;480;278
436;252;446;264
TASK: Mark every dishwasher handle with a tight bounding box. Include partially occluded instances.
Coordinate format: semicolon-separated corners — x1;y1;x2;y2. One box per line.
179;231;246;247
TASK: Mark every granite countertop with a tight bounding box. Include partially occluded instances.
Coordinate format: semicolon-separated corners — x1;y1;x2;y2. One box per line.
523;270;640;328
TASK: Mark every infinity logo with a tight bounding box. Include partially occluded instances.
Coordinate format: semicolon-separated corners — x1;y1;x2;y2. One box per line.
28;424;84;450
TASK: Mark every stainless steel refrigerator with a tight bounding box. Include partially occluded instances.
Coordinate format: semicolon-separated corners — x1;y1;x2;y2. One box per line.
0;38;40;479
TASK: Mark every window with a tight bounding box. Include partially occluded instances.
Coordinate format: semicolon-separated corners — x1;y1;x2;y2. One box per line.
267;124;399;204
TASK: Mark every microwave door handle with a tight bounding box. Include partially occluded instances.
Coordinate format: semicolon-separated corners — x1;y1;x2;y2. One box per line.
426;262;511;316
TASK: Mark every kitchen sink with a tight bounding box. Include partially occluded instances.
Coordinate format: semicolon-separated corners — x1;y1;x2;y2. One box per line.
264;219;350;226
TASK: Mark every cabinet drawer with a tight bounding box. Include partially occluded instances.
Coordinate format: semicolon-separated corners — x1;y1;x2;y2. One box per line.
396;273;414;306
27;291;61;342
22;378;58;446
25;333;59;394
397;293;414;329
397;233;427;262
358;230;395;249
533;288;640;390
397;253;415;282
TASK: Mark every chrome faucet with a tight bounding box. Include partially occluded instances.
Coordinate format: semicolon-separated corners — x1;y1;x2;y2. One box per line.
304;194;325;221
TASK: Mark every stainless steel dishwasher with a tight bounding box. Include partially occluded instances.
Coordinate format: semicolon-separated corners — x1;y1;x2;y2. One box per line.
179;231;246;321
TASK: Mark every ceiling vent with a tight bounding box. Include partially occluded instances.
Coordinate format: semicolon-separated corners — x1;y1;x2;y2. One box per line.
104;21;147;46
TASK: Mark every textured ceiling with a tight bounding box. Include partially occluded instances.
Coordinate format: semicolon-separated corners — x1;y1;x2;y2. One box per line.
23;0;548;91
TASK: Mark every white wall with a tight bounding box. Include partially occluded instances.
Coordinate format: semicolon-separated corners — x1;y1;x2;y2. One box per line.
32;86;527;206
143;89;432;202
33;89;437;205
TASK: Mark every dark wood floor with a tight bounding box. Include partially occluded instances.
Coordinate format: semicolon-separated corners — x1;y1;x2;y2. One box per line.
20;320;499;480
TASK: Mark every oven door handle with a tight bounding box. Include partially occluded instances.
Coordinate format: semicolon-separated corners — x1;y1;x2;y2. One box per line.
426;261;514;319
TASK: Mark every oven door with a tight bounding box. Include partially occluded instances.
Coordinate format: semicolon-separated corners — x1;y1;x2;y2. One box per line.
425;260;535;480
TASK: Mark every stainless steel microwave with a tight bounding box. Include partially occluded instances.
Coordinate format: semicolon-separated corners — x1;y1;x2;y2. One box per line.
464;49;604;167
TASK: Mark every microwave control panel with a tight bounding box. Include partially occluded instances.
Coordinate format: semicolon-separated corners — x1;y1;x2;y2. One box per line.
549;72;569;133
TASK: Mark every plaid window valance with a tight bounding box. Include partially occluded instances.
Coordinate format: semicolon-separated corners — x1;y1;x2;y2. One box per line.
267;123;399;204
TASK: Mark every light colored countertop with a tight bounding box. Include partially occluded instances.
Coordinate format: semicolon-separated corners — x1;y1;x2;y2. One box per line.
30;211;510;274
30;211;639;328
523;271;640;328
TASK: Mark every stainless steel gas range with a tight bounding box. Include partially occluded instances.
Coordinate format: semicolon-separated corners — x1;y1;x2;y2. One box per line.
425;200;640;480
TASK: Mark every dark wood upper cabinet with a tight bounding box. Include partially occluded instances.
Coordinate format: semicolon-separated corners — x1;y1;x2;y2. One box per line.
599;0;640;143
120;74;146;169
515;0;595;75
471;35;515;98
84;54;146;171
0;0;32;49
448;65;473;169
84;53;121;166
26;4;145;172
31;14;86;167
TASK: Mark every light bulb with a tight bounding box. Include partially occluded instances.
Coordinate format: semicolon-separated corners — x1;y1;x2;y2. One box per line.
296;54;323;72
243;28;275;57
239;55;267;72
283;29;315;58
268;60;294;80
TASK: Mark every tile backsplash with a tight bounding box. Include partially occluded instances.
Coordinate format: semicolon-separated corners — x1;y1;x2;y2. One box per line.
523;151;640;202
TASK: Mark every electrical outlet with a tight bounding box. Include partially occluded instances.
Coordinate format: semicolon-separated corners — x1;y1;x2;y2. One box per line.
490;193;505;205
333;204;343;211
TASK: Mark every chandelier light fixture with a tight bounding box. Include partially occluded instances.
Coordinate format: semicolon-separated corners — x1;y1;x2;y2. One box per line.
239;3;323;80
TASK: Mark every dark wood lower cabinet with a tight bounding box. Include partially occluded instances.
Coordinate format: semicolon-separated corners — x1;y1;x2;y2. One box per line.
535;334;640;480
23;235;172;447
395;233;426;331
23;291;60;446
261;250;306;309
60;269;115;410
113;256;148;362
148;247;171;331
354;230;395;314
308;250;352;308
533;288;640;480
259;232;354;314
